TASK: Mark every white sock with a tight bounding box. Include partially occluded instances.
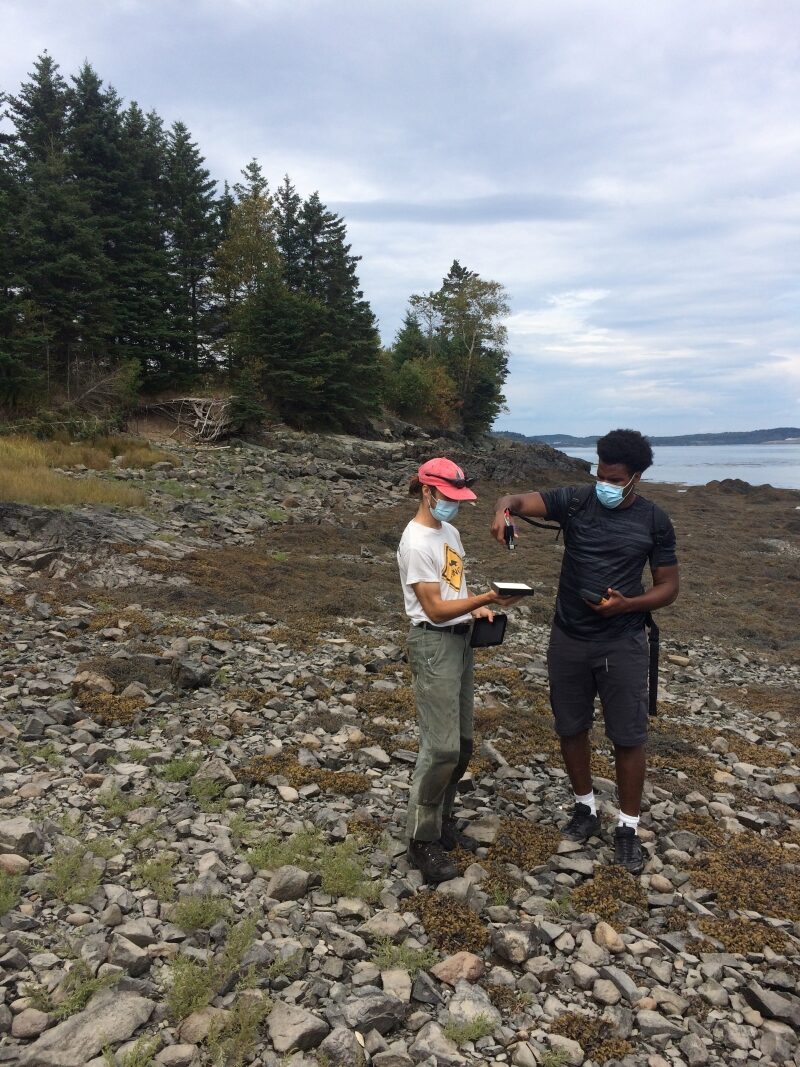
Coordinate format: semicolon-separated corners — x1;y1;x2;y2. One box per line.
617;811;640;833
574;790;596;816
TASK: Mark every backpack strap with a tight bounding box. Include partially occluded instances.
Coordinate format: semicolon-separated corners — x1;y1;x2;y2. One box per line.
510;483;594;542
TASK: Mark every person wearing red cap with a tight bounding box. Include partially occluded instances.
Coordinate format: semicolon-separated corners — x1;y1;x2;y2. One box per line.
398;457;519;883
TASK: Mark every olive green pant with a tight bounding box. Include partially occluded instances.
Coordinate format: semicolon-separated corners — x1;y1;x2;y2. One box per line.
405;624;474;843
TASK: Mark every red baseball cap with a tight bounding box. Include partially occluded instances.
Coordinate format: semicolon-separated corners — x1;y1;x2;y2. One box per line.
417;457;477;500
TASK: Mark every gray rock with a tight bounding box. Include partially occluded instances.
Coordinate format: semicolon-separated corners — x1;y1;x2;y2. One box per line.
341;987;406;1035
11;1008;51;1039
408;1021;466;1066
154;1046;199;1067
446;980;501;1029
635;1009;686;1039
19;988;154;1067
266;864;310;901
317;1025;368;1067
171;658;213;690
679;1032;709;1066
491;925;535;964
599;964;641;1003
0;816;44;855
592;978;621;1005
267;1000;330;1053
742;982;800;1028
107;935;151;977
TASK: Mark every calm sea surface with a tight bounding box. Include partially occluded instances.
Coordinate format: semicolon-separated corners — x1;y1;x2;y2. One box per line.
560;443;800;491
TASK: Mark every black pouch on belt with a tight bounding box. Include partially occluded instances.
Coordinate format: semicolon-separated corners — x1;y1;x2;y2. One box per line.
469;613;507;648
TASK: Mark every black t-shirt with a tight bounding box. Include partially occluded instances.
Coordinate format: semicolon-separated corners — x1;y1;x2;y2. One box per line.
540;486;678;640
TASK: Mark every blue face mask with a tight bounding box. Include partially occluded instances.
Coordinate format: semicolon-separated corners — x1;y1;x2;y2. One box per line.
430;496;459;522
595;475;635;509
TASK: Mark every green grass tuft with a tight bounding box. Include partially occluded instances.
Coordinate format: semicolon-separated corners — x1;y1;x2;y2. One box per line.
370;938;437;977
44;847;102;904
443;1015;497;1045
170;893;232;932
0;871;22;917
133;853;177;901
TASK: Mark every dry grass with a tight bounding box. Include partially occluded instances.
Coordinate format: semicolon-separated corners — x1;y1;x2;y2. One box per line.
42;434;174;471
0;435;147;507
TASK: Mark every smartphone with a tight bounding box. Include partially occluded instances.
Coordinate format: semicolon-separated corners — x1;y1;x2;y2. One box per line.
580;588;607;604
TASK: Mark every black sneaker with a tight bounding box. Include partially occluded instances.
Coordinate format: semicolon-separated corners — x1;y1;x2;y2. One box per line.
561;802;602;842
440;816;478;853
613;825;644;874
407;839;458;883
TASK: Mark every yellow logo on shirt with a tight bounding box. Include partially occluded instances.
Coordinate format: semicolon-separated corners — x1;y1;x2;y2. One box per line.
442;544;463;592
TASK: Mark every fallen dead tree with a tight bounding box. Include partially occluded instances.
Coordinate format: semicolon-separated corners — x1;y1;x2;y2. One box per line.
134;396;238;442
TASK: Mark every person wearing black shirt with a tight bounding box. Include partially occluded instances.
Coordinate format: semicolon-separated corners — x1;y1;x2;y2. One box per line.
491;429;679;873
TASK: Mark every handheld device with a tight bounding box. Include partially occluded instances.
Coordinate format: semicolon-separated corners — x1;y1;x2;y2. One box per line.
579;588;608;605
491;581;534;597
503;509;516;550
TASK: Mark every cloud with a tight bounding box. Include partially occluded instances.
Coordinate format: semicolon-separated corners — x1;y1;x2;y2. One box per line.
2;0;799;433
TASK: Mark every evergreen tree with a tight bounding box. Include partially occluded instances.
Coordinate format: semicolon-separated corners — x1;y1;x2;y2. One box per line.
65;62;124;358
6;53;107;400
116;101;175;377
274;174;303;291
162;121;218;384
391;311;427;367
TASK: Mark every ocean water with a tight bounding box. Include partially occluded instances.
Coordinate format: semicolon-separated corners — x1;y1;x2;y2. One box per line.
560;443;800;491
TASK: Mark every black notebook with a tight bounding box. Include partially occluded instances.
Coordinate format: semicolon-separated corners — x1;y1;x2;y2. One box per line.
470;613;507;648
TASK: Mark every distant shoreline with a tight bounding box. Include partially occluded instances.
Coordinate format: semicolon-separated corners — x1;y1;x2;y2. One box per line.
496;427;800;448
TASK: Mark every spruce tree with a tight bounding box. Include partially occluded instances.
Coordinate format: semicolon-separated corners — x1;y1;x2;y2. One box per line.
116;102;175;378
274;175;303;291
6;53;107;400
162;121;218;384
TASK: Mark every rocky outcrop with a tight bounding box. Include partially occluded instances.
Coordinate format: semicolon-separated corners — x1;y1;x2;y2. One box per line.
0;431;798;1067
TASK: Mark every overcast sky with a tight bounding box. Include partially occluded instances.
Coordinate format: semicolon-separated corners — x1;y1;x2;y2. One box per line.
3;0;799;435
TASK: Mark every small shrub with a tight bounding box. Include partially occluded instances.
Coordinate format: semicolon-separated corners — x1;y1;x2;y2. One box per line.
371;938;437;977
97;787;157;818
103;1034;161;1067
0;871;22;917
190;777;229;813
443;1015;496;1045
158;756;202;782
539;1051;570;1067
166;955;215;1021
319;840;379;901
133;854;177;901
86;836;122;860
207;992;271;1067
54;961;119;1019
166;916;258;1021
246;827;323;871
171;893;232;932
44;847;102;905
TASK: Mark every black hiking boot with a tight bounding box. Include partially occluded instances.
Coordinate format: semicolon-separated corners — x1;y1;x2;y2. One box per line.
440;816;478;853
613;825;644;874
561;802;602;842
407;839;458;883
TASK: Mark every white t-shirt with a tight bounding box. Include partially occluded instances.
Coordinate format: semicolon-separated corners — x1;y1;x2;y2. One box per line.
397;518;472;626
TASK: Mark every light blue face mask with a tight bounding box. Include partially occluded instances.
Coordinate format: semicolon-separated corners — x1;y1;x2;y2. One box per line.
430;496;460;522
595;474;635;509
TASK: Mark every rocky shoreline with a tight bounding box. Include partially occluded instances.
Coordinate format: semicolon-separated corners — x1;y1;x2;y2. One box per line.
0;431;798;1067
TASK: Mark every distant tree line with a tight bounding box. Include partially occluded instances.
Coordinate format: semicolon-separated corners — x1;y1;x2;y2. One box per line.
0;54;509;436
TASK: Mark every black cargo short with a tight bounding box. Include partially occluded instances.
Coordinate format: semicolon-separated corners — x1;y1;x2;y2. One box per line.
546;623;649;747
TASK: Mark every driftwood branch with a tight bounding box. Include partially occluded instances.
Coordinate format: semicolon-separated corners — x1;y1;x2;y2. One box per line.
135;397;238;442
